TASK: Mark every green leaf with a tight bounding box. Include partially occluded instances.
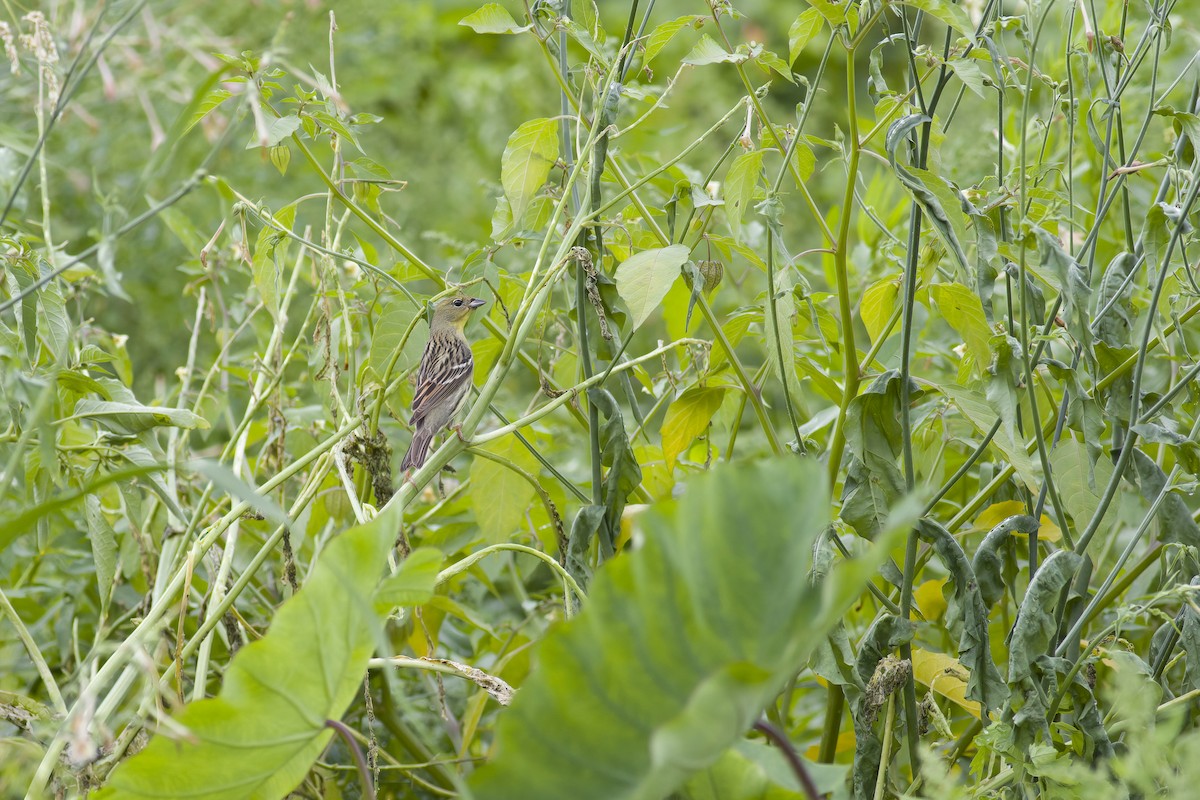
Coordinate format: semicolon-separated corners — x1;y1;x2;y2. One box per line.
1051;438;1118;533
940;383;1040;491
459;3;530;34
896;0;976;37
685;738;848;800
724;151;764;241
788;8;824;64
931;282;992;369
469;437;540;543
840;371;909;540
469;458;890;800
948;57;988;98
369;301;424;384
97;509;398;800
661;385;726;471
644;16;703;65
500;118;559;226
84;495;118;617
72;400;209;435
886;115;972;275
614;244;690;330
247;115;301;149
916;520;1008;713
682;34;746;66
860;277;899;346
377;547;443;607
1126;449;1200;548
183;87;233;135
1033;227;1092;356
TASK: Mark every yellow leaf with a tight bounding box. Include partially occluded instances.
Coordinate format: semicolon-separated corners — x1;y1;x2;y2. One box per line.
913;578;948;620
911;648;982;719
804;729;855;760
661;386;726;470
972;500;1061;542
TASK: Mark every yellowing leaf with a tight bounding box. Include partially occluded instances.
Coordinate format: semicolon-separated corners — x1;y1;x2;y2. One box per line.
615;245;690;330
913;578;948;620
469;437;539;543
860;277;899;346
911;648;982;719
661;386;726;470
500;118;559;227
931;282;992;370
972;500;1061;542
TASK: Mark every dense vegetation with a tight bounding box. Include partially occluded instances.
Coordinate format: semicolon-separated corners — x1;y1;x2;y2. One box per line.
3;0;1200;798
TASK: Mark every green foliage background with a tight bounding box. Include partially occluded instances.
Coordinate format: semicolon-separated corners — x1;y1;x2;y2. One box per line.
4;0;1200;798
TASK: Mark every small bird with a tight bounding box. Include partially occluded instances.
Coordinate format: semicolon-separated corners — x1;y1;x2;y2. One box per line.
400;293;487;471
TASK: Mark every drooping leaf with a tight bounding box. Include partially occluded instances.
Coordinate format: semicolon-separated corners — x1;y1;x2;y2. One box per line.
72;400;209;435
469;458;893;800
972;513;1039;609
839;371;911;540
97;509;400;800
1125;449;1200;548
84;495;118;617
614;244;690;330
916;519;1008;713
1033;226;1092;357
897;0;976;37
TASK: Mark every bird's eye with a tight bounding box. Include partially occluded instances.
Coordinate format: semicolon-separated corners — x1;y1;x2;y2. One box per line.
453;299;463;307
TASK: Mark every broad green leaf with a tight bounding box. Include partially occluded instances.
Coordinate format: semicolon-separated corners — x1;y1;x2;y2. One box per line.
1033;227;1092;356
37;280;71;363
469;437;540;543
971;512;1038;609
97;509;399;800
250;204;294;321
940;384;1039;491
459;3;530;34
72;400;209;435
805;0;848;27
469;458;891;800
183;87;233;135
378;547;443;607
685;738;848;800
930;282;992;370
501;118;559;226
682;34;746;66
897;0;975;37
755;49;795;83
246;115;301;150
661;385;726;470
643;16;703;65
1051;438;1118;533
788;8;824;63
369;301;424;384
860;277;899;346
614;244;690;330
723;151;764;241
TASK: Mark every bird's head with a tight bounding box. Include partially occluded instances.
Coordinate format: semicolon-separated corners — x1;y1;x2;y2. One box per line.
432;293;486;331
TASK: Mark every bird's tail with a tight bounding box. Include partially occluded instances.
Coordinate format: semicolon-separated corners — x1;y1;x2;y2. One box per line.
401;428;434;471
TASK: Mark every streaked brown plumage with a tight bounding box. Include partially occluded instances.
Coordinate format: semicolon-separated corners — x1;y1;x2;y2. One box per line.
400;294;486;471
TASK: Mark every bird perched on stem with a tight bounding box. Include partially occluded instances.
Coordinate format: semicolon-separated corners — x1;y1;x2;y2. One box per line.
401;293;487;471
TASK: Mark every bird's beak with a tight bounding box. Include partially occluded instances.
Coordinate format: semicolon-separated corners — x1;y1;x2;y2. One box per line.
467;297;486;309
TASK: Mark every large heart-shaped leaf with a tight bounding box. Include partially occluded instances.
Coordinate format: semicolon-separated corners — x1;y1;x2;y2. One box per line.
468;457;892;800
97;509;407;799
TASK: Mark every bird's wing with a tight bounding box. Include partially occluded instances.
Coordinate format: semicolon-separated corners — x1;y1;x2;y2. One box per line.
411;333;473;421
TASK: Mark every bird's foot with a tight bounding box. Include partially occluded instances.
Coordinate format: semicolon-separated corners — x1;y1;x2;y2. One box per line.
452;424;470;444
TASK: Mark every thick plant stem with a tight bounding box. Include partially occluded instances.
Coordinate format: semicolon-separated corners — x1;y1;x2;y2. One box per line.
824;51;863;488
